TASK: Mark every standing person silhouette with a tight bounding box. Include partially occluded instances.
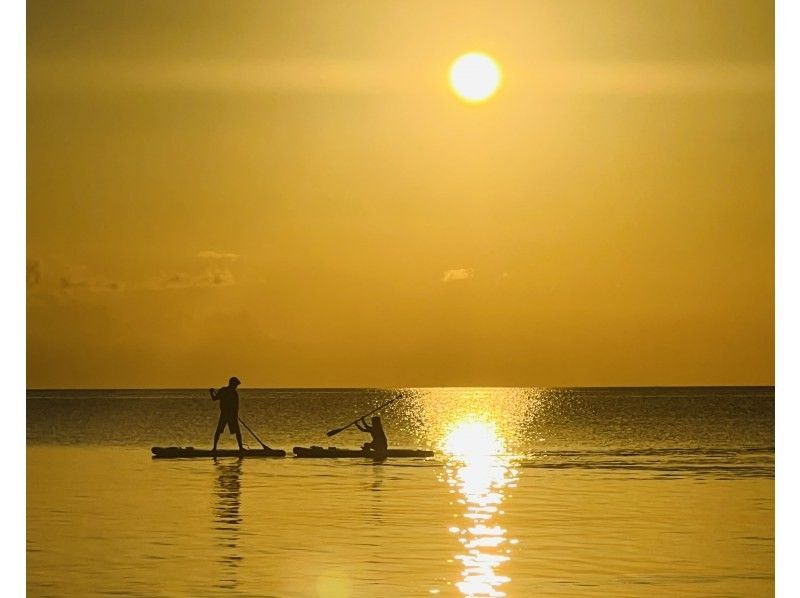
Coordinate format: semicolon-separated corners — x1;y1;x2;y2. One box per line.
210;377;244;452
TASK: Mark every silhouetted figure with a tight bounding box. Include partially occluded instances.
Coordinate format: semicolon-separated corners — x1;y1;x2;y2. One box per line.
210;377;244;452
355;416;388;455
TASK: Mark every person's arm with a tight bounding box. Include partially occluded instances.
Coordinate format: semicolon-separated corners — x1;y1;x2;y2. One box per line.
209;388;218;401
355;419;369;432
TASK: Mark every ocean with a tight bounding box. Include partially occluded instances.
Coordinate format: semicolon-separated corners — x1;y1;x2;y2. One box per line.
27;387;774;597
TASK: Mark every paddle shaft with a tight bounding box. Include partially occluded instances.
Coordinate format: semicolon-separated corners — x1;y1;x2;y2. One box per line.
327;395;402;437
238;417;269;450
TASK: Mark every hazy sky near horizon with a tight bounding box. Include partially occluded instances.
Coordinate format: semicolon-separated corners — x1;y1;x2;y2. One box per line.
27;0;773;388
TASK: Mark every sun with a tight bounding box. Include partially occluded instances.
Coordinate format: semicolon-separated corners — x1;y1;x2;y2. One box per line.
449;52;502;103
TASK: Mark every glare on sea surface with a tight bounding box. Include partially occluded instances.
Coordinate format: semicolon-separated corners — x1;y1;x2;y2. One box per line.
442;418;518;597
443;420;505;458
449;52;502;103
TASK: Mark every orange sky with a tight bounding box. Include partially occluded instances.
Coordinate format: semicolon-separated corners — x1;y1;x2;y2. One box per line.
27;0;774;388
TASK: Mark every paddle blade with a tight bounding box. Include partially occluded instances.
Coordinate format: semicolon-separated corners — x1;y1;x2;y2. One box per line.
326;427;343;437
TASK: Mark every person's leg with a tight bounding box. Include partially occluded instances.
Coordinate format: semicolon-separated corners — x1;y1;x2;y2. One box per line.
230;417;244;450
213;414;225;451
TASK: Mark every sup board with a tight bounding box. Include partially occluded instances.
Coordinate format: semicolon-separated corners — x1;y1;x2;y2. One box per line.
151;446;286;458
293;446;434;458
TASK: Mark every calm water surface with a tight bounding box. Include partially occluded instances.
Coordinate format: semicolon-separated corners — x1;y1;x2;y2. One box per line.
27;387;774;597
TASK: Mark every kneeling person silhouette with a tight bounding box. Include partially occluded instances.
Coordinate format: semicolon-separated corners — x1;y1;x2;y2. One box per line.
355;416;388;457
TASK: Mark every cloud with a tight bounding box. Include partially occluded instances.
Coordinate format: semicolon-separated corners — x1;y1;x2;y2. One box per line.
162;269;235;289
27;260;41;288
442;268;474;283
29;57;772;98
60;276;122;292
29;57;406;95
197;250;240;260
535;60;773;95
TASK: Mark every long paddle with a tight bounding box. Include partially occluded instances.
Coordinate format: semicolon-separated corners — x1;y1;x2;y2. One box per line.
326;394;403;437
238;417;271;450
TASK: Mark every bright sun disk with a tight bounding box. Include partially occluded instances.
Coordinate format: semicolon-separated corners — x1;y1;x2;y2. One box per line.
449;52;502;103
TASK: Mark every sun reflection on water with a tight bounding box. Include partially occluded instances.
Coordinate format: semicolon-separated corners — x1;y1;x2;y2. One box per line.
441;418;518;597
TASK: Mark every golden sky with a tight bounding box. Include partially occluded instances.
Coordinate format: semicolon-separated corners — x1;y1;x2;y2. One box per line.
27;0;774;388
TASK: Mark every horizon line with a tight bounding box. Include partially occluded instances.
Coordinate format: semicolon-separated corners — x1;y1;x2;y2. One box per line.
26;384;776;392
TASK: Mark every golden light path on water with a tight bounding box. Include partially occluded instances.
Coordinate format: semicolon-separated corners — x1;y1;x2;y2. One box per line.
441;417;519;597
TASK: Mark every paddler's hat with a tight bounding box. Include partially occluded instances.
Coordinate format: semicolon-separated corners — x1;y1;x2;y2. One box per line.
229;376;241;386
